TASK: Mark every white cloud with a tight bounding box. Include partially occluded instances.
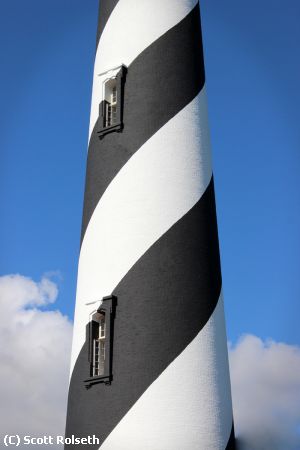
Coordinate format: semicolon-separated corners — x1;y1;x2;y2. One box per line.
0;274;73;448
229;334;300;450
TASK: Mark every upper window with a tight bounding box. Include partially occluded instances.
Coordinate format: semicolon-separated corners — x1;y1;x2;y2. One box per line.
98;65;126;138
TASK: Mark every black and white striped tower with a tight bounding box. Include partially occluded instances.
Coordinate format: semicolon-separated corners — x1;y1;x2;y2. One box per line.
65;1;235;449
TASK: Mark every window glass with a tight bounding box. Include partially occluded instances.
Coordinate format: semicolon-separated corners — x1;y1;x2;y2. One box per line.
104;78;117;127
92;312;106;377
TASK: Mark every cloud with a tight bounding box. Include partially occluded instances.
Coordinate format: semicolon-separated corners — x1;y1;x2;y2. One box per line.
229;334;300;450
0;274;73;448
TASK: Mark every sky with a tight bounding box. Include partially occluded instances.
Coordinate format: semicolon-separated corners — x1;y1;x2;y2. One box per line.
0;1;300;448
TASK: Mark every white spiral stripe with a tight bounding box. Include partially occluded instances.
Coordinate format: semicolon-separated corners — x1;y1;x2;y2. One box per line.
89;0;198;140
70;87;212;375
98;294;233;450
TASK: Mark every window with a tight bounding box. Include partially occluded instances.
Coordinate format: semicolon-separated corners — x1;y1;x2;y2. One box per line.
97;65;127;138
104;80;117;128
92;312;106;377
84;295;117;388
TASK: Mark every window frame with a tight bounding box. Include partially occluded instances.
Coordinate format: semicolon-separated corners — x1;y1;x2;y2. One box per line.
97;65;127;139
92;311;106;377
84;295;117;389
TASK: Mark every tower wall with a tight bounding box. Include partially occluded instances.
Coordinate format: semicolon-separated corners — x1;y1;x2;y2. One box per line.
65;1;235;449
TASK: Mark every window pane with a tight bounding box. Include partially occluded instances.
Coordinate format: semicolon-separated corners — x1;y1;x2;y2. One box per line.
92;312;106;376
104;78;117;127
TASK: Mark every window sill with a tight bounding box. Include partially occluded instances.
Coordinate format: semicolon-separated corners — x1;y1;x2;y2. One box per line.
97;122;123;139
84;375;112;389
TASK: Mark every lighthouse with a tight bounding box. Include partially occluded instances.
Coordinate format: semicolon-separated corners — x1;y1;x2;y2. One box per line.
65;1;235;449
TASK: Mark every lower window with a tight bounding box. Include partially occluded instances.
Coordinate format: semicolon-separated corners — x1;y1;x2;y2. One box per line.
84;295;117;389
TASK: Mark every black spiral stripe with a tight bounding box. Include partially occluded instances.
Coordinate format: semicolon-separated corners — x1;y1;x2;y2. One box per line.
226;425;236;450
81;4;204;244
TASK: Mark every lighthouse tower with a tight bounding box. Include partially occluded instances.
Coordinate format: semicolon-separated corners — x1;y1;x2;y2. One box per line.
65;1;235;449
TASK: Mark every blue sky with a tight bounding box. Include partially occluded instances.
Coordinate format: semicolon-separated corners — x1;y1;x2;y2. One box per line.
1;0;299;347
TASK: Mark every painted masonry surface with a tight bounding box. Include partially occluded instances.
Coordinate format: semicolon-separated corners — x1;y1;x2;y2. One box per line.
65;1;235;449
